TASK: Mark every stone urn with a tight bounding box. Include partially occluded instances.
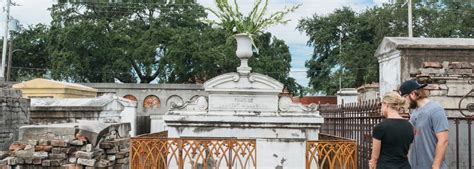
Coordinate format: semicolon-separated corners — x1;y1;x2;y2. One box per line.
235;33;252;74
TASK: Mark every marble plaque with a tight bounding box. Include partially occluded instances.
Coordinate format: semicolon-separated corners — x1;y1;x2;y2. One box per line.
209;94;278;112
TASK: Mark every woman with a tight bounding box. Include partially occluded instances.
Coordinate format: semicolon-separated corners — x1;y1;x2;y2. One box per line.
369;91;414;169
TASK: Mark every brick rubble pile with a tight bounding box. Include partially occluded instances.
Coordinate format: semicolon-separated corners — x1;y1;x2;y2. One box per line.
0;137;129;168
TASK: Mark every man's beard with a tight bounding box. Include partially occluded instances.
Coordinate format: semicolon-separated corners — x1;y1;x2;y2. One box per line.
409;97;417;109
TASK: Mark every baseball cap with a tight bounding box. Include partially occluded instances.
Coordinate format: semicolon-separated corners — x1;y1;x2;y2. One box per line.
399;79;427;96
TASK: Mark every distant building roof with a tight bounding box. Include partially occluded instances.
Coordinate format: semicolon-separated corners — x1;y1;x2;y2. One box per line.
375;37;474;56
13;78;97;92
292;96;337;105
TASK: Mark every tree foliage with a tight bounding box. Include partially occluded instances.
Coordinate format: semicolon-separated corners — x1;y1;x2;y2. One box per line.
298;1;473;95
9;24;50;81
12;0;303;94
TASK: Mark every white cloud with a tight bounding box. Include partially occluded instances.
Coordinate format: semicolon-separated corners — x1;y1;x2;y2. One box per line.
8;0;54;26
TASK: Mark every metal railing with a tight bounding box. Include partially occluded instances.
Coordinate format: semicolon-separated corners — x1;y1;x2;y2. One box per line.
306;133;357;169
319;99;382;169
130;136;256;169
319;99;474;169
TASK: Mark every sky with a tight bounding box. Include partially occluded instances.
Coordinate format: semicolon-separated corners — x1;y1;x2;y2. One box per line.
5;0;388;87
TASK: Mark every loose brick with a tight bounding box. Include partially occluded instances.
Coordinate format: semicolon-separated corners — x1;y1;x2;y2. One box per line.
35;145;53;152
33;158;42;165
32;152;48;159
38;139;50;146
0;151;9;159
115;152;127;159
23;145;35;151
457;62;471;68
52;148;62;154
68;157;77;164
100;142;115;149
51;140;68;147
50;159;62;167
61;147;76;155
449;62;471;69
447;68;472;75
106;147;118;155
49;153;66;159
419;68;444;75
9;143;26;151
69;140;84;146
107;155;116;161
24;157;33;164
42;160;51;167
97;159;112;167
116;157;128;164
75;151;96;159
15;157;24;164
62;164;82;169
85;144;93;152
28;140;38;146
15;150;33;158
423;61;442;68
6;157;16;165
77;158;96;167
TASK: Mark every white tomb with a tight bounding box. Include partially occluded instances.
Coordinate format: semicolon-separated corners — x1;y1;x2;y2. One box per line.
163;35;324;168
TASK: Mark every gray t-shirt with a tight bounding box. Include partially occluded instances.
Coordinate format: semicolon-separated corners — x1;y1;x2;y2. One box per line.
409;101;449;169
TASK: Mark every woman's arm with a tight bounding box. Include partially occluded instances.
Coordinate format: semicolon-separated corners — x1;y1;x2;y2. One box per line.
369;138;382;169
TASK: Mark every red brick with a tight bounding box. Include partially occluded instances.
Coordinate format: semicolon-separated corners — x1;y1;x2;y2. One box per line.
447;68;472;75
423;61;442;68
449;62;470;69
35;145;53;152
9;143;26;152
51;140;68;147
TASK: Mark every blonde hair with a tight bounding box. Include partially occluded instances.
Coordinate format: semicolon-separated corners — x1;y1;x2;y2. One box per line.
383;91;409;113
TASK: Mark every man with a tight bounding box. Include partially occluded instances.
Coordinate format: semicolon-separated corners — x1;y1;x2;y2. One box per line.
399;79;449;169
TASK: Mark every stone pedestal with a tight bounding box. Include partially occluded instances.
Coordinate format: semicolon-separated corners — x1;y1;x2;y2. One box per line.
164;72;323;168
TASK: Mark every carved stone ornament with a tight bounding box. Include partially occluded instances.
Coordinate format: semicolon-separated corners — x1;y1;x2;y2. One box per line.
170;96;208;111
278;96;319;112
203;72;283;93
166;95;184;108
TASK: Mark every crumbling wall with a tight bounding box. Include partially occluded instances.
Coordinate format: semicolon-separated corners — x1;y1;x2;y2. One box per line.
1;122;130;168
412;61;473;117
0;89;30;150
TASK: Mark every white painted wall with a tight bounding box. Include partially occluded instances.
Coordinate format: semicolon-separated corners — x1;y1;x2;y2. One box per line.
120;104;137;136
336;88;358;105
378;51;401;96
150;114;165;133
256;139;306;169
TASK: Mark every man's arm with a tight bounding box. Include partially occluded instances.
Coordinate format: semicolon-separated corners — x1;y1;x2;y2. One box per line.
432;131;448;169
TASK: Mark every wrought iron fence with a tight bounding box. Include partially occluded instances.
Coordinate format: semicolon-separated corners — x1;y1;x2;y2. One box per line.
306;133;357;169
319;99;474;169
130;136;256;169
319;99;382;169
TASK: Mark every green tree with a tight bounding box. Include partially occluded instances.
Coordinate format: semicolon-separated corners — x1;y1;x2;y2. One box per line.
9;24;50;81
298;1;472;95
250;32;304;96
48;1;207;83
13;1;303;95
